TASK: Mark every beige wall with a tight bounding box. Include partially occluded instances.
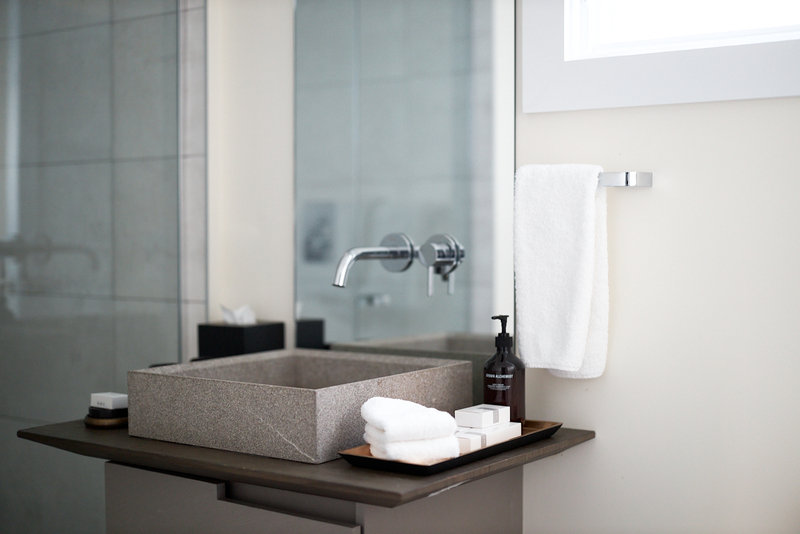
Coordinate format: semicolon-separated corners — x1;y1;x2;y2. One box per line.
207;0;295;346
207;2;800;530
517;80;800;534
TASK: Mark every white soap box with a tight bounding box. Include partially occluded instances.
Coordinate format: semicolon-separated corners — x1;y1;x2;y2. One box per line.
456;422;521;452
90;392;128;410
454;404;510;429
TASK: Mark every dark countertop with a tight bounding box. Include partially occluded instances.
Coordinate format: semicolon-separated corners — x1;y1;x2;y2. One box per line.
18;420;594;507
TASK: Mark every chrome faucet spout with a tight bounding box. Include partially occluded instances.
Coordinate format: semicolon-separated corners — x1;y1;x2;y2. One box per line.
331;233;416;288
333;247;398;287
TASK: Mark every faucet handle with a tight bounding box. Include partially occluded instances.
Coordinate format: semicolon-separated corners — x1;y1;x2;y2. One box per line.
426;266;435;297
445;271;455;295
418;234;465;296
424;265;456;297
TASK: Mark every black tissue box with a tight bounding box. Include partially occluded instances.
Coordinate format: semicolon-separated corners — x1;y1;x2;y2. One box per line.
296;318;326;349
198;321;285;359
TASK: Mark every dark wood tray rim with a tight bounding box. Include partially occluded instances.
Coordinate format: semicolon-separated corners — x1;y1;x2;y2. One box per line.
339;420;563;476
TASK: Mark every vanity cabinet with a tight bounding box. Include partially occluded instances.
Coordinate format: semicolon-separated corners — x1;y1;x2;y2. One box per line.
19;421;594;533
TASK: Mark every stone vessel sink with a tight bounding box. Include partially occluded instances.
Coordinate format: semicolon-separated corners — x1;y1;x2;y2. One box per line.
127;349;471;463
332;333;495;404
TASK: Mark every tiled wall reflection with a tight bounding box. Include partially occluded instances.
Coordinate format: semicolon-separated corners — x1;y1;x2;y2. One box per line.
0;1;206;532
295;0;494;342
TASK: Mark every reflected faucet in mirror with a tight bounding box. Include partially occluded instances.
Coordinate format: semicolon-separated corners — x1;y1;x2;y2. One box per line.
332;232;465;296
0;235;99;270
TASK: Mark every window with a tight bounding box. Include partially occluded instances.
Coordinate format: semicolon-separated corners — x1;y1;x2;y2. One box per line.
522;0;800;112
565;0;800;60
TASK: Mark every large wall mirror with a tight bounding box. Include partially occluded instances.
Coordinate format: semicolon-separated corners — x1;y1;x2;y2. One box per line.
295;0;514;344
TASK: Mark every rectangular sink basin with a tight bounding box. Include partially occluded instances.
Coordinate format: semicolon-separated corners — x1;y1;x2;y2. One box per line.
128;349;471;463
332;333;495;404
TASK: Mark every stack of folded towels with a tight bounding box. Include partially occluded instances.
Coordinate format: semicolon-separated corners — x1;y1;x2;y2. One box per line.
360;397;459;464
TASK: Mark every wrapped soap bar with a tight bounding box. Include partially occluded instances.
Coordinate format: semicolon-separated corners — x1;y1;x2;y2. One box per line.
454;404;510;428
456;422;521;448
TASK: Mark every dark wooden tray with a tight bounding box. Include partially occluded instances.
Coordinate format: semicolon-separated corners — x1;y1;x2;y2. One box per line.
339;420;562;476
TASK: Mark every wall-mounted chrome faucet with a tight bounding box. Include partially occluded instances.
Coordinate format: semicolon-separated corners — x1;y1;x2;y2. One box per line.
332;232;465;296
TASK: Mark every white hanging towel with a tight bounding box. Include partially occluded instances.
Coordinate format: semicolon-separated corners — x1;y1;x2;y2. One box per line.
514;164;609;378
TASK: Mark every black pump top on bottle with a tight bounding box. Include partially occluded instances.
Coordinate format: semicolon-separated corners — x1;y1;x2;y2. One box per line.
492;315;513;350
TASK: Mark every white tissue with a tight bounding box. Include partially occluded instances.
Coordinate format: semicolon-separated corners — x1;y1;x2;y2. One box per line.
221;305;256;326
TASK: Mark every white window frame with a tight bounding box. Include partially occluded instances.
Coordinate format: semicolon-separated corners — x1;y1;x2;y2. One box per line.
522;0;800;113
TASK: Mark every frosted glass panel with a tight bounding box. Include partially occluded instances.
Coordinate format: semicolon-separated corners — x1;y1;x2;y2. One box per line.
0;1;181;532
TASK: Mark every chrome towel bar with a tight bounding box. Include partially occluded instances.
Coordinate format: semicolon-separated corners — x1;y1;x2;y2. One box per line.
598;171;652;187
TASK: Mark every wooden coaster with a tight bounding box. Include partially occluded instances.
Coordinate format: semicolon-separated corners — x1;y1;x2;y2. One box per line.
84;415;128;429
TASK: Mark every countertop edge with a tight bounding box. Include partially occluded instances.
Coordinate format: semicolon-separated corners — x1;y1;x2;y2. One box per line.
18;422;595;508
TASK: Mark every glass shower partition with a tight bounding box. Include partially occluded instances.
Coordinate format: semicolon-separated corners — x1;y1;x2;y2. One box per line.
0;2;186;532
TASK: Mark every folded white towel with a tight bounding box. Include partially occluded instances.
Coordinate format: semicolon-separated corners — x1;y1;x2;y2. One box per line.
360;397;456;442
368;435;460;464
514;164;609;378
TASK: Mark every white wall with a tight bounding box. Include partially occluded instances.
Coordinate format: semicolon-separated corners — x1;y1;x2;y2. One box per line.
517;74;800;534
207;0;295;346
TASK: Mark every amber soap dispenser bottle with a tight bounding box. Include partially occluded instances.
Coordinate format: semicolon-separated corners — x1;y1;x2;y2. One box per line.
483;315;525;422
